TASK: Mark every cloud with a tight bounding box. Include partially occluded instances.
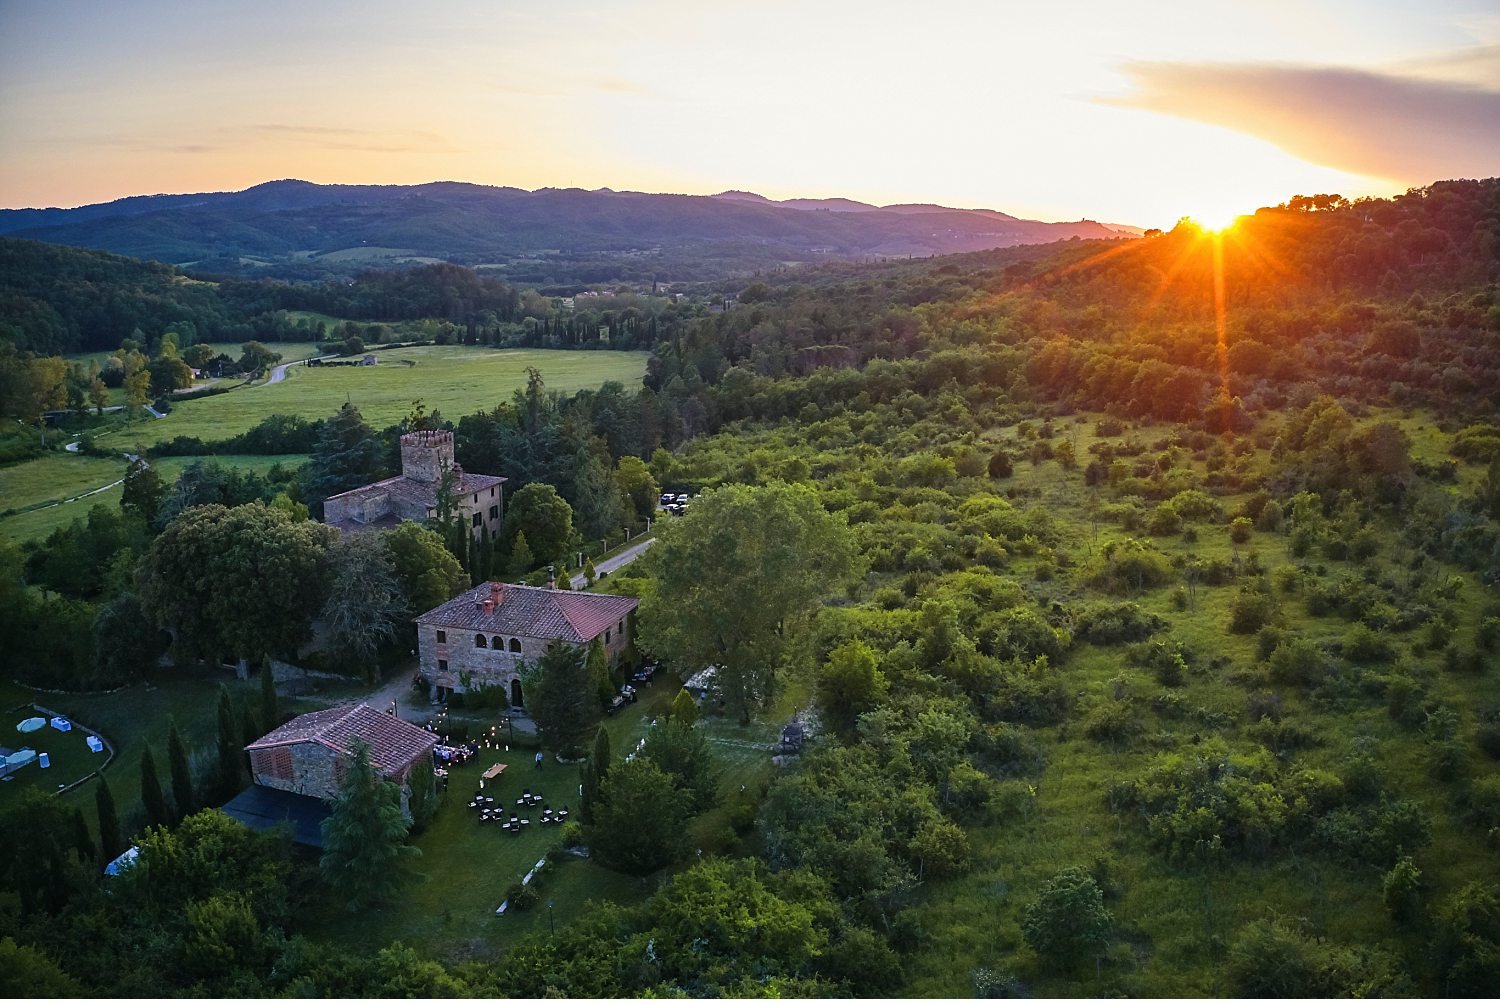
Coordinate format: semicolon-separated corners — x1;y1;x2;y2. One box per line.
1104;60;1500;183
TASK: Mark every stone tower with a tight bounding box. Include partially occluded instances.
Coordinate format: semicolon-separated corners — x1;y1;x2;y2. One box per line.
399;430;455;484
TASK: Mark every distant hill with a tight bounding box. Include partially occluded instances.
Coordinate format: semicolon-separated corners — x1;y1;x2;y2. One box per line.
0;180;1133;272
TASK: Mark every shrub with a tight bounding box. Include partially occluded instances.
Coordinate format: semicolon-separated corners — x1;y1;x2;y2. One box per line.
1021;867;1112;969
1229;586;1277;634
1267;638;1325;686
1072;601;1166;645
1229;517;1254;544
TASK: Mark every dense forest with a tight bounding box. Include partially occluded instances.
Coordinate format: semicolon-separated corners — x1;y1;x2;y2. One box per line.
2;177;1499;996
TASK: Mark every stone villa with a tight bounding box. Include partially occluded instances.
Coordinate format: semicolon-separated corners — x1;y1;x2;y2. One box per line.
322;429;505;538
415;580;639;704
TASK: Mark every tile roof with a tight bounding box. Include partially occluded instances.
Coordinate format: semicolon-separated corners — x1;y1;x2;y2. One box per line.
246;703;436;777
415;582;638;644
323;471;505;513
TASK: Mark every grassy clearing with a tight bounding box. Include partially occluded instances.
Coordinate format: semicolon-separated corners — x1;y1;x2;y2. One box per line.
0;690;110;798
0;669;262;824
93;346;649;449
302;673;780;962
1;454;305;544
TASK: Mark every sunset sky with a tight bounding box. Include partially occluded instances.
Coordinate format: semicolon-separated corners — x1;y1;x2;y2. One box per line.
1;0;1496;228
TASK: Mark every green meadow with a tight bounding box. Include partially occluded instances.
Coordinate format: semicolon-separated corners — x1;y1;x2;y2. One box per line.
93;346;649;449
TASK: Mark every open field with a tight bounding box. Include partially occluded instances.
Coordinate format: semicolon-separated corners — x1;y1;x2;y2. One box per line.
0;453;306;543
94;346;649;449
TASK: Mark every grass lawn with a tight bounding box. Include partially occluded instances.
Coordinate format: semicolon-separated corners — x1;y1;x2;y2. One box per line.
302;673;781;963
0;668;264;829
92;346;649;450
1;453;306;544
0;687;111;798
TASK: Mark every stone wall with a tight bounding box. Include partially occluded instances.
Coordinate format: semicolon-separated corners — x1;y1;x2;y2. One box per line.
399;430;454;484
417;617;632;703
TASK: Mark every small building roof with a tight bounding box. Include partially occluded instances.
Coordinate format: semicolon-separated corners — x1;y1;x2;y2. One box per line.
221;785;330;847
246;703;436;777
416;581;638;645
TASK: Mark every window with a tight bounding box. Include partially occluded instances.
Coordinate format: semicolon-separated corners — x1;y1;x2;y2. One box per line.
472;493;478;503
475;634;488;648
490;487;496;498
472;513;482;527
492;636;503;649
508;638;521;653
437;659;448;673
605;629;611;643
618;620;625;634
489;505;499;520
436;630;446;643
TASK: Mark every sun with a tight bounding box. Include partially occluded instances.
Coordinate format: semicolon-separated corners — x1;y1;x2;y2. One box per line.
1190;208;1244;233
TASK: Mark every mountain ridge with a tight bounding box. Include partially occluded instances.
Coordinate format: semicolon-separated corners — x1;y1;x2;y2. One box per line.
0;180;1139;270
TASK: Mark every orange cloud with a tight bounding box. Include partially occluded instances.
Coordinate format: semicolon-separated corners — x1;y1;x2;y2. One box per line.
1106;60;1500;183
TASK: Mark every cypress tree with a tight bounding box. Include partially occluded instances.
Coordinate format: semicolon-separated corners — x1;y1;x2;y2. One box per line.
70;806;95;866
587;637;611;705
580;726;611;826
320;740;419;909
510;530;535;576
95;776;122;865
141;747;169;829
215;685;243;801
166;717;195;821
259;656;278;732
468;532;481;587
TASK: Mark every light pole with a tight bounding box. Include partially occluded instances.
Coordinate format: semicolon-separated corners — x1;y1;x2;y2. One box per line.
547;899;554;935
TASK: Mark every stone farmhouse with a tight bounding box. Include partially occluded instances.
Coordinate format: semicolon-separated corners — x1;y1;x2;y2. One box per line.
415;580;639;705
322;429;505;538
243;702;437;820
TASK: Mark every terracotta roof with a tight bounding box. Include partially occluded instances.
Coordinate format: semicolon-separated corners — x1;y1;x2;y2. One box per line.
246;703;436;777
323;471;505;513
415;582;638;644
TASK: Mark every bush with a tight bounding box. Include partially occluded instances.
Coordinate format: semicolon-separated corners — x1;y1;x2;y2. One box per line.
1267;638;1324;686
1229;586;1277;634
1072;601;1166;645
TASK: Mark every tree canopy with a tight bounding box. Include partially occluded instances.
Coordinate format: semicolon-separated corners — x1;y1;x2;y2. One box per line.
640;482;859;722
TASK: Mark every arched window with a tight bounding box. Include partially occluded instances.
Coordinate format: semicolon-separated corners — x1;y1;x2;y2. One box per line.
474;634;487;648
508;638;521;653
492;636;503;649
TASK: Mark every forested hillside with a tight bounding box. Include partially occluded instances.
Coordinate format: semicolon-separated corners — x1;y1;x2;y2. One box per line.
2;178;1499;997
0;179;1128;278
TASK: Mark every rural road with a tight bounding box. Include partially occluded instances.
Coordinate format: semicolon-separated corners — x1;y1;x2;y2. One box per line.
266;355;332;385
571;536;657;588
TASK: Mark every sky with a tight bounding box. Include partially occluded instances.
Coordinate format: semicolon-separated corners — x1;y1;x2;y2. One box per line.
1;0;1496;229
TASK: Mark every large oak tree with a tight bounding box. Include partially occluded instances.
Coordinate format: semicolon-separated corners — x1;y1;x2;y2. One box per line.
639;482;859;723
137;501;337;671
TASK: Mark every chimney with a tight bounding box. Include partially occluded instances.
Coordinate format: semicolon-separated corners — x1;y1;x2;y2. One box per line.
547;565;556;590
490;581;504;607
482;599;495;615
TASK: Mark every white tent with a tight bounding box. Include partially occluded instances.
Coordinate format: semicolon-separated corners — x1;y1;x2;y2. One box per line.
16;717;45;734
5;749;37;767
